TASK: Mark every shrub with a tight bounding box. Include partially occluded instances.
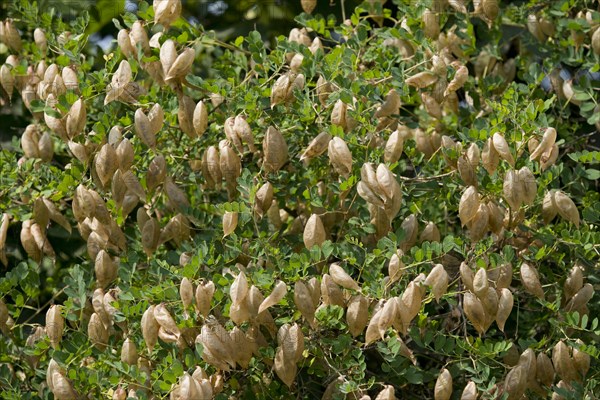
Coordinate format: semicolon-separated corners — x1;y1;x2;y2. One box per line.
0;0;599;399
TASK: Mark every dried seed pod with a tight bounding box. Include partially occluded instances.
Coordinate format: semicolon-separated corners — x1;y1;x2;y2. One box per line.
329;263;359;291
564;266;584;302
553;341;576;383
255;181;274;218
423;9;440;39
375;163;398;201
388;251;404;283
66;98;86;138
95;250;117;289
445;65;468;96
222;212;238;237
154;303;180;338
88;312;109;350
374;89;401;119
0;64;14;99
520;263;544;300
293;282;316;327
147;154;166;192
303;214;326;249
95;143;118;187
134;108;156;148
154;0;182;28
464;292;486;335
346;294;369;337
180;277;194;319
457;155;477;187
402;281;422;323
21;220;41;262
233;115;256;153
384;129;405;164
518;166;536;205
258;281;287;314
51;370;78;400
46;305;64;349
552;190;580;227
468;203;489;242
503;169;522;210
425;264;449;302
195;281;215;317
530;127;557;161
434;368;452;400
121;337;138;366
406;70;438;89
165;47;194;82
460;381;477;400
301;132;331;162
492;132;514;166
141;305;159;354
482;138;499;175
472;268;489;298
164;177;190;212
178;95;196;138
542;190;558;224
328;137;352;177
399;214;419;252
536;352;555;387
459;186;480;226
504;365;527;400
263;126;288;173
564;283;593;312
496;288;513;332
572;340;590;380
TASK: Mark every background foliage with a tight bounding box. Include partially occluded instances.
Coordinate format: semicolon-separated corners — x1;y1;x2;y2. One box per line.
0;0;599;399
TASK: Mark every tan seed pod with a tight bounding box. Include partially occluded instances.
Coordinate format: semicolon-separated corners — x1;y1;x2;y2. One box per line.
178;95;196;138
401;281;422;323
329;263;359;291
141;218;160;257
180;277;194;319
445;65;469;96
165;47;195;82
384;129;405;163
496;288;513;332
503;170;522;210
376;163;398;201
374;89;401;119
66;98;86;138
147;154;166;192
536;352;555;387
530;127;556;161
492;132;514;166
300;132;331;162
564;266;584;301
346;294;369;337
301;0;317;14
154;0;182;28
21;125;40;159
115;138;134;171
141;305;159;354
542;190;558;224
405;71;438;89
270;73;290;108
255;181;274;218
540;142;558;171
222;212;238;237
230;270;249;306
460;381;477;400
4;20;22;51
51;370;78;400
459;186;480;226
552;190;579;227
481;138;499;175
520;263;544;300
121;337;138;366
303;214;326;249
88;312;109;350
330;99;348;130
129;21;149;56
117;29;135;58
147;103;164;136
421;92;442;119
95;250;117;289
365;305;385;344
464;292;486;335
518;166;536;205
468;203;489;242
472;268;489;297
134;108;156;148
294;281;317;328
258;281;287;314
399;214;419;252
192;100;208;136
572;340;590;380
388;251;404;283
457;155;477;187
316;75;334;105
375;385;395;400
553;341;577;383
62;67;78;91
46;305;64;349
564;283;593;312
95;143;118;187
0;64;14;99
233;115;256;153
460;262;474;292
328;137;352;177
434;368;452;400
20;220;41;262
263;126;289;173
425;264;449;302
504;365;527;400
321;273;345;307
154;303;180;338
195;281;215;317
164;177;190;212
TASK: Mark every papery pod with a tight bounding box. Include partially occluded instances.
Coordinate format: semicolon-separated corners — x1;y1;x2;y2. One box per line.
542;190;558;224
421;92;442;119
203;146;222;188
230;270;249;306
262;126;288;173
539;142;559;171
20;220;42;262
154;303;181;339
30;222;54;257
481;138;499;175
51;370;78;400
37;133;54;161
330;99;348;131
434;368;452;400
460;381;477;400
117;29;135;58
406;71;438;89
496;288;513;332
553;341;577;383
329;263;360;291
164;177;190;212
0;213;9;266
564;283;593;312
134;108;156;148
180;372;202;400
274;345;296;387
503;170;522;210
425;264;449;302
46;305;64;349
364;305;385;345
255;181;274;218
147;154;167;192
192;100;208;137
377;299;398;338
196;322;234;371
222;212;238;237
374;89;401;119
146;103;164;137
141;218;160;256
154;0;182;28
66;98;86;138
518;166;536;205
468;203;489;241
504;365;527;400
375;163;398;201
572;340;590;380
95;250;117;289
88;312;109;350
472;268;489;298
224;117;243;153
258;281;287;314
294;281;317;328
141;306;160;354
564;266;584;302
399;214;418;252
384;129;405;163
95;143;118;187
375;385;395;400
195;281;215;317
178;95;196;138
159;38;176;76
0;64;14;99
346;294;369;337
401;281;422;322
129;20;150;55
459;186;480;226
300;132;331;162
388;250;404;283
303;214;326;249
180;277;194;319
270;73;290;108
121;337;138;366
62;67;78;91
219;142;241;197
464;292;486;335
116;138;134;171
492;132;514;166
530;127;556;161
423;9;440;39
552;190;580;227
445;65;469;97
316;75;334;105
21;125;40;159
457;155;477;187
520;263;545;300
320;273;345;307
4;20;22;51
229;327;254;368
234;115;256;153
536;352;555;387
551;380;571;400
